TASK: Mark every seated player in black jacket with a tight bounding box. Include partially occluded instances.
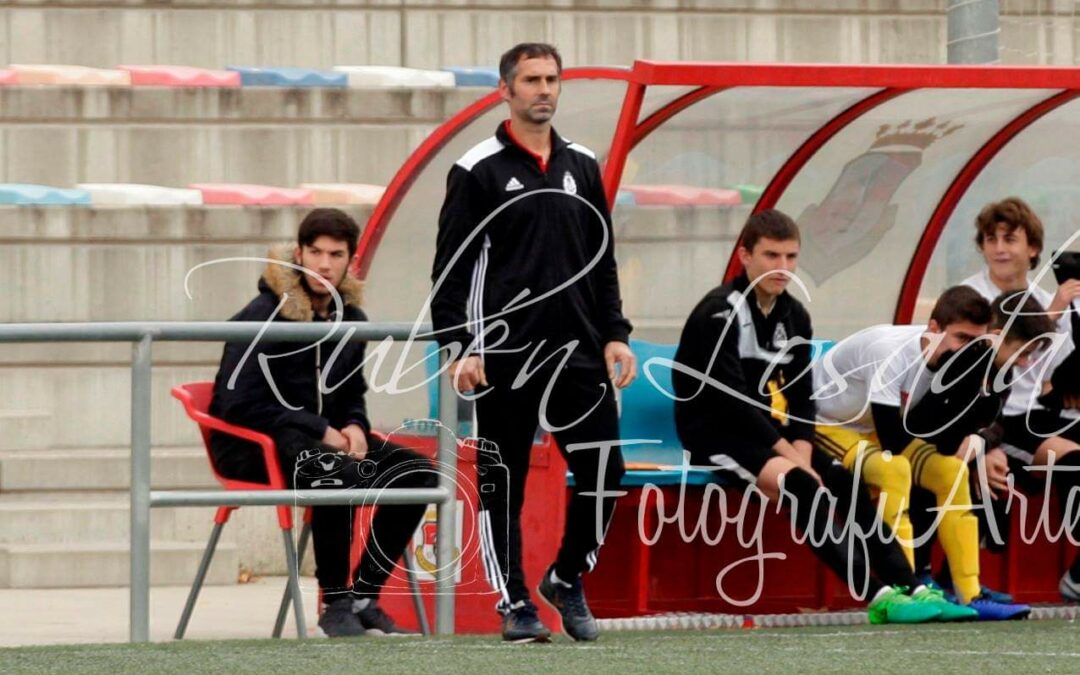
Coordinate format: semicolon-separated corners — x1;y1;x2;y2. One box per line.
210;208;438;637
674;209;957;624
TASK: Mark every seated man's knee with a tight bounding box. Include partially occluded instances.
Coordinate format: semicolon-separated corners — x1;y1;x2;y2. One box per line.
412;455;440;488
376;450;439;488
878;452;912;491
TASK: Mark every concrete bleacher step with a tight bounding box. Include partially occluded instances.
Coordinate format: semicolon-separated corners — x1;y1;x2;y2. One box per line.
0;86;482;187
0;410;53;451
0;447;216;492
0;500;191;544
0;541;238;588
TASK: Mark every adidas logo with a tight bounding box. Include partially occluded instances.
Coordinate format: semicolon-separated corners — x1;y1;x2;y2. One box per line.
505;177;524;191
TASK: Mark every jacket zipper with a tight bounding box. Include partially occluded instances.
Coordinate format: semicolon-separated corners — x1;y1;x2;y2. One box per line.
477;234;492;358
315;342;323;416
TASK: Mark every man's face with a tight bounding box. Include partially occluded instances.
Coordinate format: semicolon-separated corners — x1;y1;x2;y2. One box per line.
993;335;1043;371
738;237;800;299
925;318;989;367
294;235;351;296
979;223;1038;280
499;55;560;125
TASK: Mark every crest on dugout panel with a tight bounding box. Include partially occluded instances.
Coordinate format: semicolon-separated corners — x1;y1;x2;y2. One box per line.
796;117;963;285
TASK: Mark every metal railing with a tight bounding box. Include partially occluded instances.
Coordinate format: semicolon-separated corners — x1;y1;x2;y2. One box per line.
0;321;458;642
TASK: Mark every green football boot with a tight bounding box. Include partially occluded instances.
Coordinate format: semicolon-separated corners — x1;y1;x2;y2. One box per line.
910;585;979;622
867;586;942;625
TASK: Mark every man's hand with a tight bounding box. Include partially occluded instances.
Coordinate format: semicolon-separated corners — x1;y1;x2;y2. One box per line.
1049;279;1080;319
775;438;821;485
980;447;1010;499
341;424;369;460
604;341;637;389
449;356;487;393
322;426;348;452
791;439;815;469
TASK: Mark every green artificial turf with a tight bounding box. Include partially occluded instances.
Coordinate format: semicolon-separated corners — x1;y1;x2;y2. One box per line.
4;621;1080;674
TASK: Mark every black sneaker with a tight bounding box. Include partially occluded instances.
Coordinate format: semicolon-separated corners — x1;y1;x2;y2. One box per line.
318;597;365;638
538;567;599;641
501;600;552;643
354;599;417;636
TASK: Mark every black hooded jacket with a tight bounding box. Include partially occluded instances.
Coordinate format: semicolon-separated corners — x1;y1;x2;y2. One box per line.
209;244;371;479
431;121;631;368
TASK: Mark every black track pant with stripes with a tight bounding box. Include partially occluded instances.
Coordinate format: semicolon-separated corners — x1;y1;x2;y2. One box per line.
474;362;626;613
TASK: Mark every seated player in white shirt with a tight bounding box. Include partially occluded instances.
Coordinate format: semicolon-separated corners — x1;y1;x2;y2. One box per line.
813;286;1032;620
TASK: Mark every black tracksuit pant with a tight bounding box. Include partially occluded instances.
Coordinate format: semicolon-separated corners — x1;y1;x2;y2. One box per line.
474;362;626;613
271;428;438;600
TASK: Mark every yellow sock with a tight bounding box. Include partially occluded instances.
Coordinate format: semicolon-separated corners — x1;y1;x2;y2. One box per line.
816;426;917;569
847;446;914;569
907;443;980;604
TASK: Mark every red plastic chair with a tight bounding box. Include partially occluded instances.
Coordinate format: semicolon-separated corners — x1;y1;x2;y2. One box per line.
172;381;431;638
171;381;309;639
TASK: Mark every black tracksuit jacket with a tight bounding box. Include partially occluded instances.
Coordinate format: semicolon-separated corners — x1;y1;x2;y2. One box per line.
673;273;815;453
431;121;631;368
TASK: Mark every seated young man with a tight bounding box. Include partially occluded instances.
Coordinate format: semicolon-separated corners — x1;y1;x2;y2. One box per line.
905;293;1054;604
210;208;438;637
960;196;1080;601
674;209;957;624
814;285;1030;620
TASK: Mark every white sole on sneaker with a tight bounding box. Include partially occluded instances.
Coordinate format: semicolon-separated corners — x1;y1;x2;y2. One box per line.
506;635;552;644
1060;572;1080;602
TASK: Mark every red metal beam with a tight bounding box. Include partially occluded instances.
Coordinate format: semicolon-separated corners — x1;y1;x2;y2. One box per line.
631;86;726;148
600;86;725;209
632;60;1080;90
353;67;633;277
894;88;1080;323
601;81;646;210
722;87;909;282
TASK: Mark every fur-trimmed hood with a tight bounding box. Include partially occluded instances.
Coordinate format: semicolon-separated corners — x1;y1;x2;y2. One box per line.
260;243;364;321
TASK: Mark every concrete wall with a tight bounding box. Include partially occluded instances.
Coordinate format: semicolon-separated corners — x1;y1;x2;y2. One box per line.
0;86;480;186
0;2;1068;71
1;1;948;69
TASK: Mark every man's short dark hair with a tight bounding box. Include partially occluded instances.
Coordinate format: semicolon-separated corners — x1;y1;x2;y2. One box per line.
975;197;1044;270
991;291;1055;343
298;208;361;258
499;42;563;86
930;285;992;328
738;209;800;252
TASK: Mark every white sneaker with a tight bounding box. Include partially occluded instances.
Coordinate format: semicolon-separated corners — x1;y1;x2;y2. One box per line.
1059;571;1080;602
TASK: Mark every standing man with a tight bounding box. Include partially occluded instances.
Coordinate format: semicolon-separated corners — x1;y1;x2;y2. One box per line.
211;208;437;637
431;43;635;642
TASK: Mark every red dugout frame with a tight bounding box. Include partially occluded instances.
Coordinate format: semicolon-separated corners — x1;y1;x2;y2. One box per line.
355;60;1080;324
